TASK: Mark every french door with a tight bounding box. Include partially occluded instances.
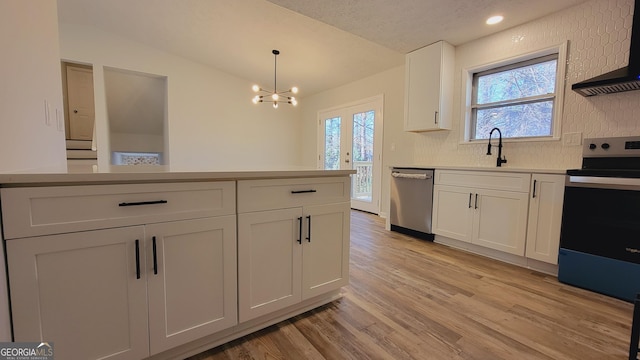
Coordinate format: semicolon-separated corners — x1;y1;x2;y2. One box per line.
318;95;383;214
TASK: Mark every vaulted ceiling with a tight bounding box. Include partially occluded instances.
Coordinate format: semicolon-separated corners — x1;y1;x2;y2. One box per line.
57;0;589;97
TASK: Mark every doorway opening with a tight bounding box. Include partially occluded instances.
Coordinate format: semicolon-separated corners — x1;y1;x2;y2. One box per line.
61;61;97;170
103;67;168;166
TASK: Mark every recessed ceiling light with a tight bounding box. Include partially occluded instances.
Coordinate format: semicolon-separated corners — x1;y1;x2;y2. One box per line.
486;15;504;25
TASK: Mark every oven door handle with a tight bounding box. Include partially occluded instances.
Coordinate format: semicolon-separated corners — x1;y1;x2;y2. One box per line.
569;176;640;188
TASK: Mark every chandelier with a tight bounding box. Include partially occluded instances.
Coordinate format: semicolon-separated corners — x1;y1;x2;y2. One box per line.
252;49;298;108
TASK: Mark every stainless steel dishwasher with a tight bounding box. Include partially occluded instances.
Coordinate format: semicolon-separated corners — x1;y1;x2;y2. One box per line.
390;167;434;240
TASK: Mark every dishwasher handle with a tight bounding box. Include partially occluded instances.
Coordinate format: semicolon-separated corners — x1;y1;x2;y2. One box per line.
391;172;432;180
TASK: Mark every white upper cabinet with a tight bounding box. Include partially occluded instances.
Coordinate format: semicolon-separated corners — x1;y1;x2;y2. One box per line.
404;41;455;132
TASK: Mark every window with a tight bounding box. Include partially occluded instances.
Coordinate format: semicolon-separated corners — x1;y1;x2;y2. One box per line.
464;43;566;142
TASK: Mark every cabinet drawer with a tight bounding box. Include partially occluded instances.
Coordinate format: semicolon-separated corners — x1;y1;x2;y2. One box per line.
434;170;531;193
1;181;235;239
237;177;350;213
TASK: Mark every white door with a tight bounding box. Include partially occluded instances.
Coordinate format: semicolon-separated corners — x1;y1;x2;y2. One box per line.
237;208;303;322
6;226;149;360
473;189;529;256
318;95;383;214
525;174;565;264
302;202;350;299
432;185;474;243
65;64;95;140
146;216;237;355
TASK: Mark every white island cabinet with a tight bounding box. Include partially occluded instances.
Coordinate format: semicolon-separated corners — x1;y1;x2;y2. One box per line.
237;177;350;322
2;182;237;359
0;170;353;360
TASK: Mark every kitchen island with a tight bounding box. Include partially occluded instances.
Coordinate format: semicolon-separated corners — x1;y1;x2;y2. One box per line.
0;168;353;360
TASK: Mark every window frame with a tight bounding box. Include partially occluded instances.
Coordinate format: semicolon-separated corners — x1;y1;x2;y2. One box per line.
461;42;567;143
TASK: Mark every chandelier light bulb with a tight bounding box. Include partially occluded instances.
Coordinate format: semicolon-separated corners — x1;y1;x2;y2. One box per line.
251;49;299;108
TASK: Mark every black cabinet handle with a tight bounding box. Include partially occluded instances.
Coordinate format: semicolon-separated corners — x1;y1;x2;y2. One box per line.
152;236;158;275
306;215;311;242
119;200;168;207
434;111;438;124
475;194;478;209
135;239;141;279
291;190;317;194
297;217;303;244
532;179;538;198
468;193;472;208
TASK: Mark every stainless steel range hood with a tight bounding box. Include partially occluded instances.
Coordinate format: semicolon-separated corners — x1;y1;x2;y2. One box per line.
572;0;640;96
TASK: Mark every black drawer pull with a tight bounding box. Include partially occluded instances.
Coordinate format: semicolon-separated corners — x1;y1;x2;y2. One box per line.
135;239;141;280
152;236;158;275
119;200;168;207
291;190;317;194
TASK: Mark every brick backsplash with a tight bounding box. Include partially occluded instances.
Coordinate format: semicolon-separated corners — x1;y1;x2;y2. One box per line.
413;0;640;170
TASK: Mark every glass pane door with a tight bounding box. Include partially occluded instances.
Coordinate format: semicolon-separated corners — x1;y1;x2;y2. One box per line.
351;110;374;204
324;117;341;170
318;96;383;214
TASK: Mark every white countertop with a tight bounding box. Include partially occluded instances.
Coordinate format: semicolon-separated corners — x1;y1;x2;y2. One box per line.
0;166;355;187
391;165;567;174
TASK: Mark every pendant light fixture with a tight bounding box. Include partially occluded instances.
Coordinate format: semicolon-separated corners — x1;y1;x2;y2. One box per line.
252;49;298;108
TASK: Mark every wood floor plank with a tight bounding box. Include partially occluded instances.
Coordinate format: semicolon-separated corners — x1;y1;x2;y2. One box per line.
189;210;634;360
275;320;326;360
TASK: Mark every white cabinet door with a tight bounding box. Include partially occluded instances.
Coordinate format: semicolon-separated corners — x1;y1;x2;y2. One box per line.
525;174;565;264
434;185;529;256
238;208;303;322
147;216;237;355
404;41;454;132
473;189;529;256
432;185;474;242
302;202;350;299
6;227;149;360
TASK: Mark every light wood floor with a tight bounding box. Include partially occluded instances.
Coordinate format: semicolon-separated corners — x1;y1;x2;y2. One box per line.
189;210;633;360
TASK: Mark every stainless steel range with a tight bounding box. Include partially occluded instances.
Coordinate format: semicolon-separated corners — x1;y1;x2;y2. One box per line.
559;136;640;302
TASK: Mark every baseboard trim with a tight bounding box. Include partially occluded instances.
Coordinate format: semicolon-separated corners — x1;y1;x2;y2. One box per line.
434;235;558;276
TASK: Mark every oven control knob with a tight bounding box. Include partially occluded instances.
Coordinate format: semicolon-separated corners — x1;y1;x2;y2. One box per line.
601;143;610;150
589;143;597;150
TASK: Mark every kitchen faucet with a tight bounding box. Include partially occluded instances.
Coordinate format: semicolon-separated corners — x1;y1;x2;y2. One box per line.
487;127;507;167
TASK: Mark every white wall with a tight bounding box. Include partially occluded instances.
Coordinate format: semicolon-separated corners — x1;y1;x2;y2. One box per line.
59;24;302;171
414;0;640;169
0;0;67;173
0;0;69;341
303;0;640;218
110;133;164;154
